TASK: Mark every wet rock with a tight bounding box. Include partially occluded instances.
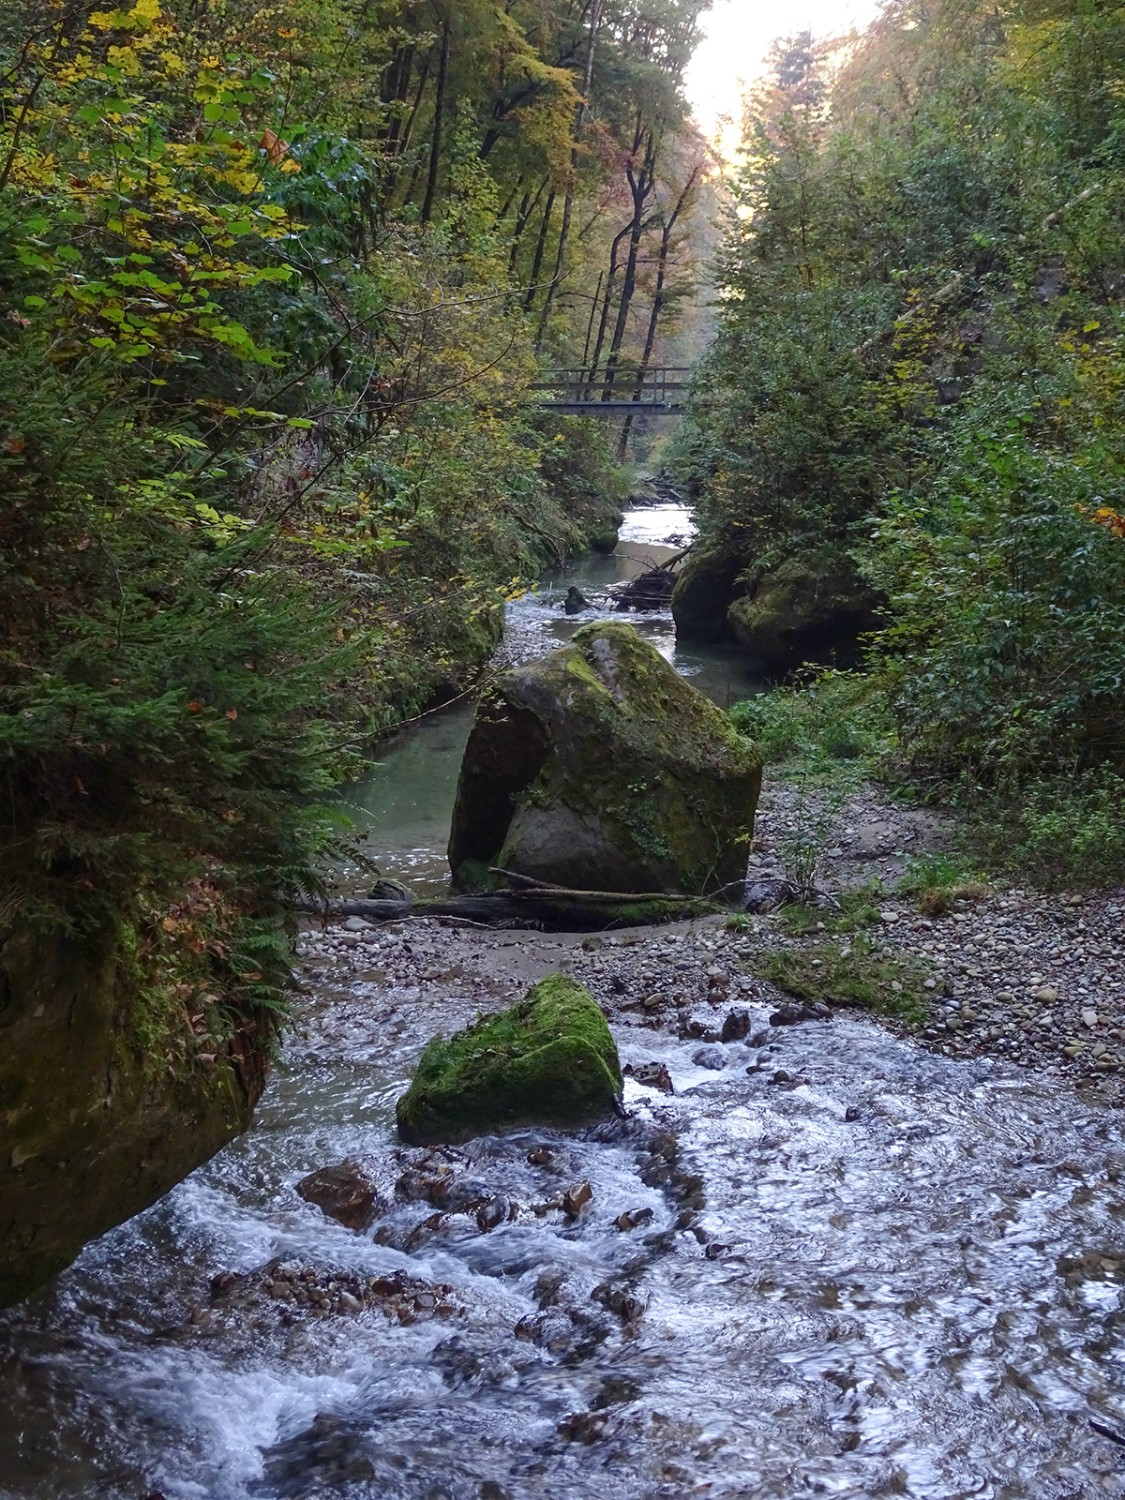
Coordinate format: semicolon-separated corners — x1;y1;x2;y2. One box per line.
591;1279;647;1324
671;545;745;644
394;1161;459;1205
558;1410;609;1443
563;585;589;615
769;999;831;1026
742;877;791;913
615;1207;655;1231
476;1195;510;1232
526;1146;555;1166
691;1045;727;1070
515;1310;574;1354
562;1180;593;1218
625;1060;674;1093
296;1160;381;1231
720;1009;751;1042
396;973;621;1145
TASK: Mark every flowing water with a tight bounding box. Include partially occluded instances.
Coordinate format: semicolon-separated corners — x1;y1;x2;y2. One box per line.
2;509;1125;1500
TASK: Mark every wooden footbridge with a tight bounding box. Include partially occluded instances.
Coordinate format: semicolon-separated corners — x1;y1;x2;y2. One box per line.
529;366;691;415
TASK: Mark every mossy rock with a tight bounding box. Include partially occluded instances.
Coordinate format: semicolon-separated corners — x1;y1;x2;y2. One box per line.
396;974;622;1145
0;924;266;1308
448;622;762;895
726;554;882;674
671;546;746;643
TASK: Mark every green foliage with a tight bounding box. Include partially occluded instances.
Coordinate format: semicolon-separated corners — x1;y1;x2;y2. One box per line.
896;853;989;916
752;933;932;1025
777;883;882;936
684;0;1125;845
729;674;888;769
0;0;702;1040
971;769;1125;891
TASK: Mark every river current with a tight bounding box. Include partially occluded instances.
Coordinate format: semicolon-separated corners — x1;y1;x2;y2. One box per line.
2;508;1124;1500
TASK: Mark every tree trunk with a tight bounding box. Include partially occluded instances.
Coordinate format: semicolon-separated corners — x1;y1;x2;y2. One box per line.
603;128;656;400
421;15;451;225
535;0;604;348
523;190;556;310
619;160;700;457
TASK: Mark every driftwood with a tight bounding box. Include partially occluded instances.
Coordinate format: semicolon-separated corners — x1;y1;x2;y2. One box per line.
297;869;727;931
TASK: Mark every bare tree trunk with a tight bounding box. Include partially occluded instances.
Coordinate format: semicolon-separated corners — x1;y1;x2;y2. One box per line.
523;190;556;310
603;127;656;399
536;0;604;348
587;221;631;396
619;160;700;457
421;13;451;225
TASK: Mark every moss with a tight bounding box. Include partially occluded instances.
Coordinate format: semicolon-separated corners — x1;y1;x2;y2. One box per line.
396;973;621;1145
750;935;932;1025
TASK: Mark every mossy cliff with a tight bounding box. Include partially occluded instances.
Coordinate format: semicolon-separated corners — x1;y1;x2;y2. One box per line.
448;622;762;895
726;554;882;674
0;923;266;1307
674;544;881;675
397;973;621;1145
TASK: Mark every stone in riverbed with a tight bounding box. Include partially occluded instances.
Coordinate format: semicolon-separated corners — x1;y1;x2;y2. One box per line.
447;622;761;896
396;974;622;1146
296;1160;381;1230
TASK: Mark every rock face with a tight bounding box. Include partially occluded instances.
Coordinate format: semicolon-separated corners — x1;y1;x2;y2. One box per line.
0;925;267;1308
726;555;882;674
396;974;622;1145
448;622;761;895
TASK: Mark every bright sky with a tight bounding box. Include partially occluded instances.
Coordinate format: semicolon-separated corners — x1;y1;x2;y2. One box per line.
685;0;883;142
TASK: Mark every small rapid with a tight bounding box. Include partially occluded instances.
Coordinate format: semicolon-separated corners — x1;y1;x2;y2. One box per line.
2;507;1124;1500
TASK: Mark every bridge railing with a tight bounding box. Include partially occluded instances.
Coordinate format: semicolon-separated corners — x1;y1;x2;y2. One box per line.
528;366;693;409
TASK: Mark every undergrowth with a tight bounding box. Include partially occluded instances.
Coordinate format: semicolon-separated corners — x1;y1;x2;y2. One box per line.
751;934;933;1025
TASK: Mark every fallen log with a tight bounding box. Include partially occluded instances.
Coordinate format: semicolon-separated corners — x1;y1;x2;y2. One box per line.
295;886;720;931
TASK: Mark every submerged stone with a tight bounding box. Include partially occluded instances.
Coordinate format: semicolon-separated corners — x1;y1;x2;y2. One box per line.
396;974;622;1146
448;621;761;895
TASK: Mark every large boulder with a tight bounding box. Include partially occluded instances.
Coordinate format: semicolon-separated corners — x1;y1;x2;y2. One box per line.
448;622;761;895
726;555;882;675
396;974;621;1145
671;546;745;643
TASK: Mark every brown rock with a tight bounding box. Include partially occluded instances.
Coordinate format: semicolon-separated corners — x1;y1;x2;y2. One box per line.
562;1180;593;1218
296;1160;380;1231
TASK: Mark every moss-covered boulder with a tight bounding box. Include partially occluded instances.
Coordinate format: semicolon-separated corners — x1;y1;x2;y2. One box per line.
448;622;761;895
0;924;267;1308
671;546;745;643
396;974;621;1145
726;555;882;674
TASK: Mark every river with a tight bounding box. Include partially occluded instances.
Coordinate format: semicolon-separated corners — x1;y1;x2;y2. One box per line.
2;508;1124;1500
